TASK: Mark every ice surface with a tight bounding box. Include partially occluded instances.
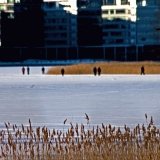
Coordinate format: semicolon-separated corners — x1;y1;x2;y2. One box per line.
0;66;160;131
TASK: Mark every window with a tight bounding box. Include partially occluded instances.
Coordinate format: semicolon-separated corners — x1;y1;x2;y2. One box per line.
116;10;125;14
130;24;136;29
121;25;127;29
71;26;76;31
121;0;128;5
111;32;122;36
7;0;14;3
116;39;123;43
130;39;135;44
102;10;108;14
0;6;5;10
104;24;119;29
110;10;114;14
71;33;76;38
71;18;76;24
107;0;115;5
131;31;136;36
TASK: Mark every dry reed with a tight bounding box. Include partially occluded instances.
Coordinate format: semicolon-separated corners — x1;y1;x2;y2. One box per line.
0;114;160;160
47;61;160;75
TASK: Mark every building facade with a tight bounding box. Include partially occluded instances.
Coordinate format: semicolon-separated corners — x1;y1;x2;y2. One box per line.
102;0;136;45
0;0;160;61
44;0;77;47
136;0;160;45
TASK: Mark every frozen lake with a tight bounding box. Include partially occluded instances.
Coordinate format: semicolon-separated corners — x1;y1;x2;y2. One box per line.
0;66;160;131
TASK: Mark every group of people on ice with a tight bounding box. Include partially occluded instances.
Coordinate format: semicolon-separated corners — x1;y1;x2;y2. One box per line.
93;67;101;76
22;66;145;75
60;67;102;76
22;66;45;75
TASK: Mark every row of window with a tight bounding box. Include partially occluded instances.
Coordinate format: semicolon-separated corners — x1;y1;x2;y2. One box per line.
102;17;130;21
137;32;154;36
0;5;14;11
137;8;158;14
103;23;136;29
45;33;77;38
137;24;154;29
137;39;157;43
104;38;136;44
102;0;128;5
103;31;130;36
137;17;156;21
44;26;67;31
45;18;76;24
102;9;130;15
45;19;68;24
44;25;77;31
44;11;69;17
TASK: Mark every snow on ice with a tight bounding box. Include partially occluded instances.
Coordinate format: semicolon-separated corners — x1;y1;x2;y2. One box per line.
0;66;160;132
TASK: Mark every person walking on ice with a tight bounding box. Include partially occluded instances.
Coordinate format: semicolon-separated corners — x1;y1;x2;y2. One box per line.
93;67;97;76
42;66;45;74
141;66;145;75
22;66;25;75
98;67;101;76
61;68;65;76
27;66;30;75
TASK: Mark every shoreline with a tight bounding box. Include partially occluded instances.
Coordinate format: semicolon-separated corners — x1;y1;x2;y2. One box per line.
0;59;112;67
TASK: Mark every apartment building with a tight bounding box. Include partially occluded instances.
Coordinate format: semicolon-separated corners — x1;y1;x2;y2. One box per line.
44;0;77;47
102;0;136;45
0;0;160;61
136;0;160;45
101;0;138;60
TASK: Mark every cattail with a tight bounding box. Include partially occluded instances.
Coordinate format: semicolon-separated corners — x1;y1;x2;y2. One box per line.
84;113;89;121
150;116;154;125
22;124;24;133
2;152;5;157
145;113;147;119
64;119;67;124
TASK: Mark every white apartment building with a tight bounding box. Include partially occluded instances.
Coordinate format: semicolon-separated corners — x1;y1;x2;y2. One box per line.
43;0;77;47
102;0;137;46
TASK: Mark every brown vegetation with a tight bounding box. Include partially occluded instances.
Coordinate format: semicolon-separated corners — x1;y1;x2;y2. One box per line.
0;114;160;159
46;61;160;75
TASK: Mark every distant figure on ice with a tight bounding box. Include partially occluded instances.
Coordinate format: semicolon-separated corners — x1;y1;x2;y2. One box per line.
42;66;45;74
27;66;30;75
61;68;65;76
22;66;25;75
98;67;101;76
141;66;145;75
93;67;97;76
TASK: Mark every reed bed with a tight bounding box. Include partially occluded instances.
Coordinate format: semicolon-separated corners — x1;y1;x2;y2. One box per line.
47;61;160;75
0;114;160;160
